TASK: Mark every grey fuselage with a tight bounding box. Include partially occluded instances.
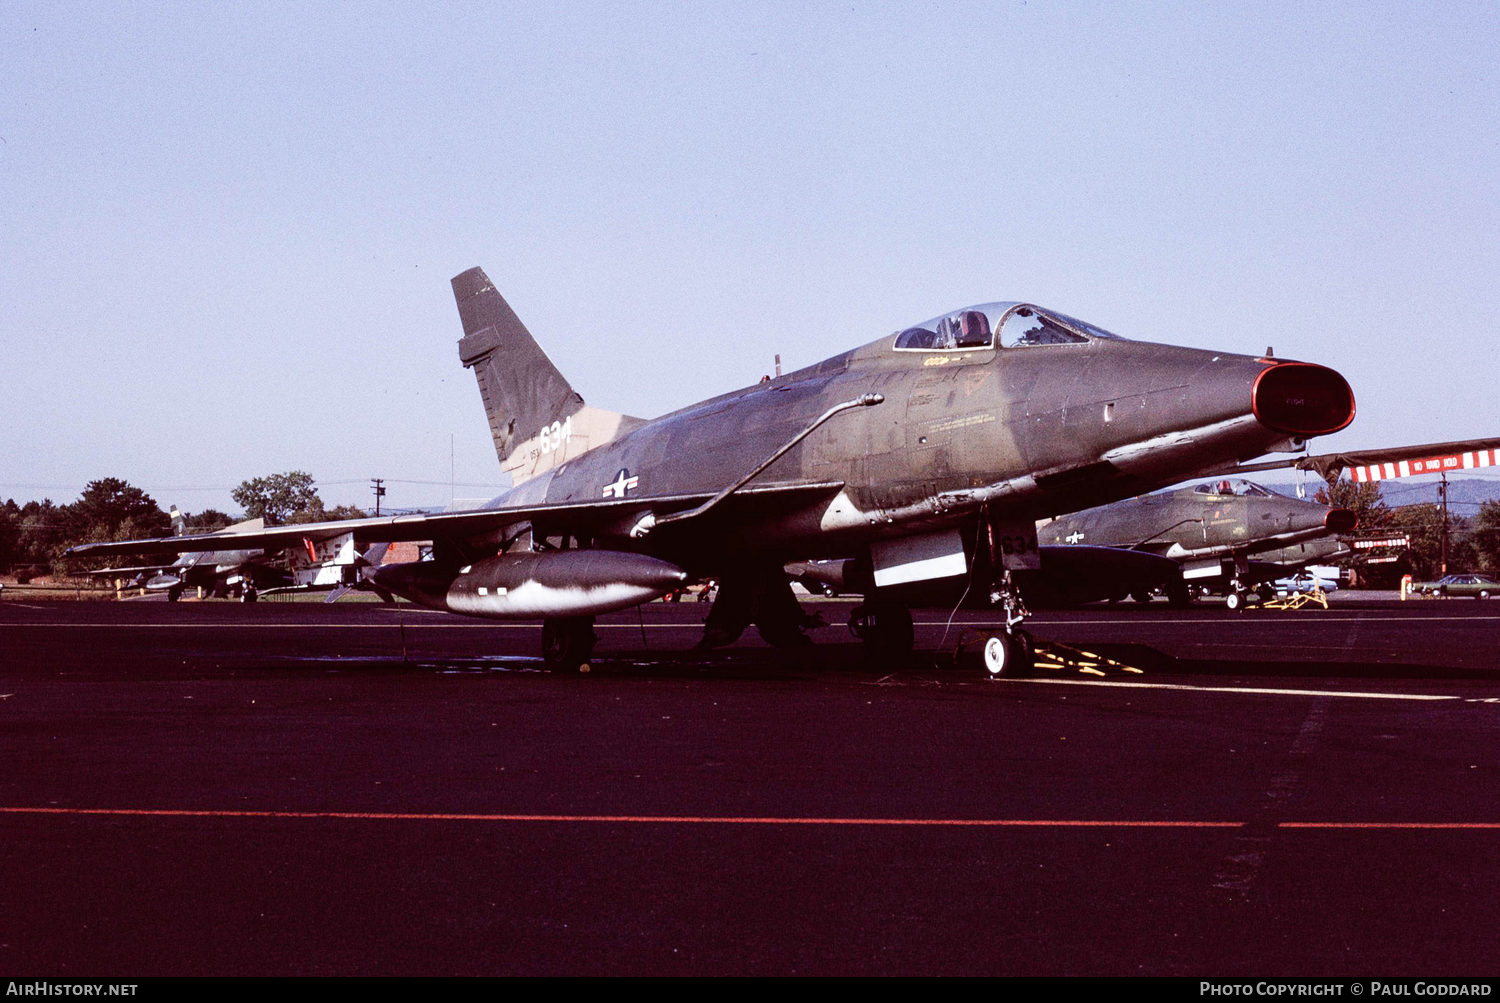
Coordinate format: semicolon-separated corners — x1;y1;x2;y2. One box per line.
486;317;1353;579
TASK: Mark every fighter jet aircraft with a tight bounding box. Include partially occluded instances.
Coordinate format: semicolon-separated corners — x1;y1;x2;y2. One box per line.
1255;537;1352;569
86;508;288;601
1038;478;1358;607
69;267;1356;674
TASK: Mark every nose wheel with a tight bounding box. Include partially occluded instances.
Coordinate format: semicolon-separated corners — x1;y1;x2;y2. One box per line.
981;629;1034;677
1225;581;1273;611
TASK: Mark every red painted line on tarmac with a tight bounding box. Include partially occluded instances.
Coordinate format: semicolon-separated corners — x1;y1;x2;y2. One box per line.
0;806;1241;827
1280;821;1500;830
4;807;1494;829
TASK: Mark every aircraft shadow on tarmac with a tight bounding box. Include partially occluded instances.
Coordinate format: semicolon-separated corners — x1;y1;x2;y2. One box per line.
242;641;1500;683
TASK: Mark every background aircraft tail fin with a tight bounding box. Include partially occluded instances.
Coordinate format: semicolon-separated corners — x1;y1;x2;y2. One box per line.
453;267;642;485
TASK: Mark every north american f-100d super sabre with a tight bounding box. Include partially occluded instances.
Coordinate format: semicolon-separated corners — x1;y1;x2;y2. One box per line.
84;507;288;601
1038;478;1359;608
70;267;1356;674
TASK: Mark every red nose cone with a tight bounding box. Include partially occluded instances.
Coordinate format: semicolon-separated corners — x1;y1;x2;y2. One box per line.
1324;508;1358;534
1253;363;1355;436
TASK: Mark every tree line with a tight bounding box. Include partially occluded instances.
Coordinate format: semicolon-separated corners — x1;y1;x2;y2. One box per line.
1317;479;1500;583
1;472;366;580
6;471;1499;585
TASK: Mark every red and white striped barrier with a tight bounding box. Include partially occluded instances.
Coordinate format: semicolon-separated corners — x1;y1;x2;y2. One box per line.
1349;448;1499;482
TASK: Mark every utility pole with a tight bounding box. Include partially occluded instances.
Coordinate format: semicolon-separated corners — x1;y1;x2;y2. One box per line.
372;477;386;516
1439;472;1449;574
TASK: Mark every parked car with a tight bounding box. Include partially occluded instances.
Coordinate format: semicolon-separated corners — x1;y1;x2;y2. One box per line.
1411;573;1499;598
1274;569;1339;595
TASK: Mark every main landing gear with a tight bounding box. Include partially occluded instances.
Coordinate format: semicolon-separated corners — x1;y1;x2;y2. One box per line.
696;565;819;650
848;599;914;661
542;616;597;673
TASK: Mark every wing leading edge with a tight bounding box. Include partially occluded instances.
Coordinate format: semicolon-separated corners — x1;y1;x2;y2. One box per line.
65;481;847;562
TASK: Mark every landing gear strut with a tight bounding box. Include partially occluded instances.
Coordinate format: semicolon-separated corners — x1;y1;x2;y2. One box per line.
542;616;596;672
981;569;1034;677
848;599;914;660
1166;581;1194;609
696;565;817;649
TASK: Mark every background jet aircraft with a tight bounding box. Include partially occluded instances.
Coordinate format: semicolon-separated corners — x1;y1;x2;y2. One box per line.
1255;536;1351;569
1063;434;1500;606
87;508;287;601
1038;478;1358;605
71;267;1356;674
88;508;401;602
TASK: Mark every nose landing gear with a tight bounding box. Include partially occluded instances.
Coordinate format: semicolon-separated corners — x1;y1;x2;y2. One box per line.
980;628;1035;677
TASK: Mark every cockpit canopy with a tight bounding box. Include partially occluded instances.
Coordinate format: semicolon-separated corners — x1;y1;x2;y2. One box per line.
893;303;1125;352
1191;479;1280;499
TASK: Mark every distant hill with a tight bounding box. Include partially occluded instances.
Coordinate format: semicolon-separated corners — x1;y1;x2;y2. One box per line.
1368;477;1500;514
1255;475;1500;513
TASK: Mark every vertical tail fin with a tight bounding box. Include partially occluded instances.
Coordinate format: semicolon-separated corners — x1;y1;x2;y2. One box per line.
452;267;642;485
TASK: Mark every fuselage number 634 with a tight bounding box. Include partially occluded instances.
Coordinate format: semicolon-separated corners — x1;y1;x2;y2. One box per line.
994;522;1041;570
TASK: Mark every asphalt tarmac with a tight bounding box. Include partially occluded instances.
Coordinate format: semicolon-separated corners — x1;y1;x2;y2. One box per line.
3;595;1500;976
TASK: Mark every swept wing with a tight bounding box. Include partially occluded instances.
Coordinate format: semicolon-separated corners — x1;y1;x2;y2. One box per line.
67;481;846;562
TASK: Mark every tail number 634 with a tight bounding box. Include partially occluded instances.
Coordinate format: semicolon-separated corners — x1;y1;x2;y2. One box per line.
538;416;573;455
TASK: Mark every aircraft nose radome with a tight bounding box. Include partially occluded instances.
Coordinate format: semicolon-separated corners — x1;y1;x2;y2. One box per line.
1252;363;1355;437
1325;508;1358;534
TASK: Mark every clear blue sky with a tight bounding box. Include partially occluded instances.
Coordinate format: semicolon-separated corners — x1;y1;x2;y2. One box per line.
4;1;1498;516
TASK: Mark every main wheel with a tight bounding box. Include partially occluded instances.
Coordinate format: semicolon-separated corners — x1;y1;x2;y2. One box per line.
1225;591;1243;611
757;620;813;646
849;601;914;659
868;601;913;654
542;616;597;673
